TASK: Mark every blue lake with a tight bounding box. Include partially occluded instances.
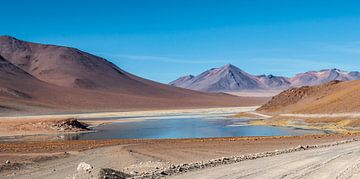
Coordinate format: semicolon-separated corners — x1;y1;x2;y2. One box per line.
65;116;326;140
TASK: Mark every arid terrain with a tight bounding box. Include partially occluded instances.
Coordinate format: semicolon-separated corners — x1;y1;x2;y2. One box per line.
0;36;267;116
1;134;359;179
171;138;360;179
1;36;360;179
257;80;360;114
233;80;360;133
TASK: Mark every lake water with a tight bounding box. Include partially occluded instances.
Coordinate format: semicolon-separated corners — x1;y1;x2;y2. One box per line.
64;112;325;140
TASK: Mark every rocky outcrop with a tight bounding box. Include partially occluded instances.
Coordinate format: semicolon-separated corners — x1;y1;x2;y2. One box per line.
51;118;90;132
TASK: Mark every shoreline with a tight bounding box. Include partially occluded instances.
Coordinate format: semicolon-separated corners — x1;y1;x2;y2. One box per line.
0;107;258;138
0;106;346;140
233;112;360;134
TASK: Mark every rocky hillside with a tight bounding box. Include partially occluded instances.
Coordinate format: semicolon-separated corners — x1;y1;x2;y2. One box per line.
257;80;360;113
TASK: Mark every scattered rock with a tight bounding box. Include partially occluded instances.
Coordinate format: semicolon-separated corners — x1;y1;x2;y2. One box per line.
99;168;132;179
160;171;168;175
296;145;306;150
105;138;358;179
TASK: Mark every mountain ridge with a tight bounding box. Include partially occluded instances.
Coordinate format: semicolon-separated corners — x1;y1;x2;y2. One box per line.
170;64;360;92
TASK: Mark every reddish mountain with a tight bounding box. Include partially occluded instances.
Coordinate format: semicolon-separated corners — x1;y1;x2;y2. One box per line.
0;36;266;115
257;80;360;113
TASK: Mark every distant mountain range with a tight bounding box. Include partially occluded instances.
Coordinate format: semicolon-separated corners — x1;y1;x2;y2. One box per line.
0;36;265;115
169;64;360;92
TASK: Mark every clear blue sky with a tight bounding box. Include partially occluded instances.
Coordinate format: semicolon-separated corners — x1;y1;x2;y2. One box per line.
1;0;360;83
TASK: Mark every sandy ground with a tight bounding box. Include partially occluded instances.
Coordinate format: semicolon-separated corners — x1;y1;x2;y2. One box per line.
226;90;282;97
280;113;360;118
244;112;360;134
171;139;360;179
1;107;359;178
1;134;359;178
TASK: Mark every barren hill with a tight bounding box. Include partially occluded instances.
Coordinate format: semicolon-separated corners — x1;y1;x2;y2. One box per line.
0;36;267;115
257;80;360;113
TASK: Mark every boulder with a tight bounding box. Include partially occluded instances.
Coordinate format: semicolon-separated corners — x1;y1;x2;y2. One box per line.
77;162;93;173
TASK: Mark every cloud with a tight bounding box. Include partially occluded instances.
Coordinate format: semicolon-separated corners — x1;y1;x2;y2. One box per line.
314;42;360;54
100;53;228;64
246;57;360;76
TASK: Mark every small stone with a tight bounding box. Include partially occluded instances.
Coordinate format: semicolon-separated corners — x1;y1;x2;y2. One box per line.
161;171;168;175
5;160;10;164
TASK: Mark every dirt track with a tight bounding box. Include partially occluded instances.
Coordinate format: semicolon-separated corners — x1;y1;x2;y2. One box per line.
1;135;359;179
171;140;360;179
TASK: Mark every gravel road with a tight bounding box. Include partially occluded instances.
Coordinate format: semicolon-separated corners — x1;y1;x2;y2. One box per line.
170;140;360;179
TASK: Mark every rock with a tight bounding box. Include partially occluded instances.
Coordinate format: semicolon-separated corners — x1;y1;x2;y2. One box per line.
53;118;90;132
77;162;93;173
5;160;10;164
296;145;306;150
160;171;169;175
129;171;138;175
99;168;132;179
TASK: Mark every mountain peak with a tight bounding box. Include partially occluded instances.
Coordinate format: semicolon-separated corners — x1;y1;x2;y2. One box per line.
0;35;19;42
170;64;289;92
221;63;236;69
319;68;342;72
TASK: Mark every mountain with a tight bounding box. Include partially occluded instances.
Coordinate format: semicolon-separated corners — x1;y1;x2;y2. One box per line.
169;64;291;92
168;75;195;88
257;80;360;114
170;64;360;92
0;35;144;90
0;36;267;115
256;74;291;89
290;68;360;87
169;64;266;92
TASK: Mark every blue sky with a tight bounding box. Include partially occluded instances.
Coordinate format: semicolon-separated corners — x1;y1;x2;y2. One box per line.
1;0;360;83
